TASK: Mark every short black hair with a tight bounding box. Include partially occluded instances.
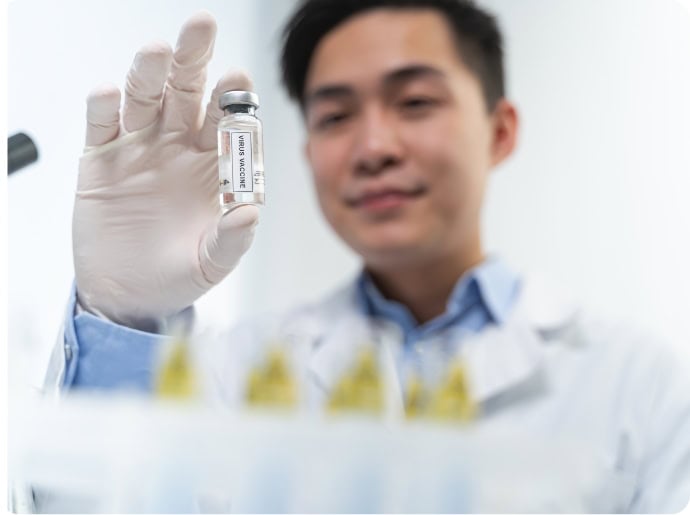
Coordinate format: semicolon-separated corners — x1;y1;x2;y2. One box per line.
280;0;505;112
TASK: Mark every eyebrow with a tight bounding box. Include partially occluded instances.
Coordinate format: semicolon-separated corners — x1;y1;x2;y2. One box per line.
383;64;446;87
305;85;355;108
305;64;446;109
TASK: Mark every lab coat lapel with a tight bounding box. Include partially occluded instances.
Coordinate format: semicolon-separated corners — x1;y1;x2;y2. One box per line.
306;284;395;394
305;283;402;397
461;276;579;403
458;316;546;403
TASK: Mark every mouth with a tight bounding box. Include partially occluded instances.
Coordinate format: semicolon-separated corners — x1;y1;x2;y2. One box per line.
345;185;427;214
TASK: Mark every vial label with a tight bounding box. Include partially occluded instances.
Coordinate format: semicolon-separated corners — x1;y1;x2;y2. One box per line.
219;131;254;194
231;132;253;193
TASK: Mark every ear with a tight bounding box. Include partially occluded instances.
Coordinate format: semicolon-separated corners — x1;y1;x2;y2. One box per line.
489;99;519;168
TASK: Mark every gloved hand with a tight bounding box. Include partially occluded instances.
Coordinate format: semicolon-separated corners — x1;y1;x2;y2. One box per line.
73;11;259;329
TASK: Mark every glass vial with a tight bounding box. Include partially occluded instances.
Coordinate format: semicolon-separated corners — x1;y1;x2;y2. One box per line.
217;90;265;210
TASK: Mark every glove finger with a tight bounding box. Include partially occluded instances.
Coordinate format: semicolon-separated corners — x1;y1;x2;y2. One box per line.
162;11;216;131
85;84;121;147
199;205;260;285
197;69;254;151
122;40;173;132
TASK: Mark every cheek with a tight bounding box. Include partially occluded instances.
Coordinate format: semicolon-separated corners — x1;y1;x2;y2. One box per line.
403;116;488;216
307;138;350;216
309;140;338;187
403;117;469;189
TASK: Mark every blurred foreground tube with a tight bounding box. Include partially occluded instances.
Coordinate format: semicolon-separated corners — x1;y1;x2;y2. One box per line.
8;132;39;175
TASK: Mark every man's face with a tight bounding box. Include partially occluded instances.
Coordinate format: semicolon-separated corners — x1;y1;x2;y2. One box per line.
304;8;512;270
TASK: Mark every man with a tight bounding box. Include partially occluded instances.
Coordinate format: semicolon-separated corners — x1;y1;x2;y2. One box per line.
39;0;688;512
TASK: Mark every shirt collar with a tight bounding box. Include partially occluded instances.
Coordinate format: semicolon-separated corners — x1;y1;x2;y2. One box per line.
356;256;520;331
471;256;521;325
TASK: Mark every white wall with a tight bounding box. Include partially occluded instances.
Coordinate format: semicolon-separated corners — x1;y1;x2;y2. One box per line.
481;0;690;347
8;0;690;390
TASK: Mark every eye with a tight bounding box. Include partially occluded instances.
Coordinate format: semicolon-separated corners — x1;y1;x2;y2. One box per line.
398;97;438;113
315;112;351;130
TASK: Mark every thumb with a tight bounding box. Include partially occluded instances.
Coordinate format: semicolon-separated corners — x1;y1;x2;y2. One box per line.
199;205;260;285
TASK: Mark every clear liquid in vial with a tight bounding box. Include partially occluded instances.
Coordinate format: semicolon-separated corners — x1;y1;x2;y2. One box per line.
218;113;265;211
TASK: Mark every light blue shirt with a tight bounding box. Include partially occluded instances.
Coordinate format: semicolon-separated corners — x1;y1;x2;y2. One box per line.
63;257;520;393
356;257;520;347
62;285;171;392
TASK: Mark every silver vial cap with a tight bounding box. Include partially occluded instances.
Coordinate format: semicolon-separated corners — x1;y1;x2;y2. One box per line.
219;90;259;110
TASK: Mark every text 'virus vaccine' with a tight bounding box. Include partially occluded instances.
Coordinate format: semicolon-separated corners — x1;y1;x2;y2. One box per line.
218;90;265;210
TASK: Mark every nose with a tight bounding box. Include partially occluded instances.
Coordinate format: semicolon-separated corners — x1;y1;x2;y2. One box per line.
351;105;403;176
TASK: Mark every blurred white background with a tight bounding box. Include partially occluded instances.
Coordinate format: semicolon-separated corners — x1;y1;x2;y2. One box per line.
8;0;690;391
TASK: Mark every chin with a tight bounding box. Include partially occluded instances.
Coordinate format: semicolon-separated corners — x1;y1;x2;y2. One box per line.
332;217;440;265
353;237;434;269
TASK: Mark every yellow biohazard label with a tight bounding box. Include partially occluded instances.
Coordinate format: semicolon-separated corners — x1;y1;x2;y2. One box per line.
327;347;383;414
428;361;477;422
155;337;199;399
245;347;298;408
404;374;429;419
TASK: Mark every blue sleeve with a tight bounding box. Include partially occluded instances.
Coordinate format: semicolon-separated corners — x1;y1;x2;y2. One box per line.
63;284;172;393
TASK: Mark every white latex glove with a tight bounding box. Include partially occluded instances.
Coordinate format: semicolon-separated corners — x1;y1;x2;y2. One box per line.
74;11;259;329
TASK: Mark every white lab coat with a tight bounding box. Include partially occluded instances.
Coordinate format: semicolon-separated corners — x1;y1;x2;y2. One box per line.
22;275;690;513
